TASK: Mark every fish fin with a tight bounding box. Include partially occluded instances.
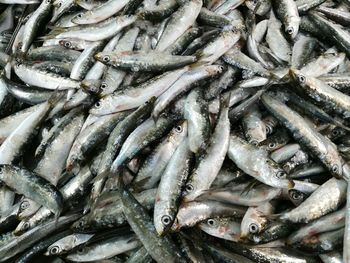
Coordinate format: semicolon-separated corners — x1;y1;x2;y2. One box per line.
91;170;110;184
334;120;350;132
241;180;261;196
151;111;159;123
33;38;46;43
41;28;68;39
266;72;290;87
48;27;68;34
245;1;261;35
36;35;54;41
5;5;27;54
85;228;131;247
12;50;26;61
253;1;262;16
116;169;125;192
0;69;5;78
288;180;295;189
136;11;146;20
190;50;208;67
54;211;61;223
220;92;231;108
265;213;282;221
194;49;203;59
252;72;289;95
46;24;63;30
48;88;65;107
189;60;206;69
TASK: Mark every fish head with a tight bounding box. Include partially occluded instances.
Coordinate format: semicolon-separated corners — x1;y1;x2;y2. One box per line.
14;219;32;235
71;12;84;24
45;242;63;256
154;208;174;237
289;69;307;87
241;207;267;238
287;189;307;207
94;52;111;64
81;79;103;95
323;141;343;178
89;95;115;115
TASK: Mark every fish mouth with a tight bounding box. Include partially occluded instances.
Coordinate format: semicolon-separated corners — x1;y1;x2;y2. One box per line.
238;233;248;241
93;53;103;62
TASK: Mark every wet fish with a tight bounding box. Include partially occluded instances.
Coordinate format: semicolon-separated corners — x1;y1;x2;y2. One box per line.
0;1;348;261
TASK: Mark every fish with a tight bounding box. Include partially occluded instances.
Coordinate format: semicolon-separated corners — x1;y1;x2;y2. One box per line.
0;0;348;261
0;165;63;215
153;136;192;235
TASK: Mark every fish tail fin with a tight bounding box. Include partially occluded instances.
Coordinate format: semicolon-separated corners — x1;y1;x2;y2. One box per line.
265;213;282;221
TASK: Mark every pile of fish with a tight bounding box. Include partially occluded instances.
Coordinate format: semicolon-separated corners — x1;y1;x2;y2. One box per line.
1;0;350;262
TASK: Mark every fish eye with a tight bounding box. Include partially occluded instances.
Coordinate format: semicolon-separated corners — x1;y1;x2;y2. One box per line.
101;83;107;90
332;129;339;136
132;66;140;72
175;125;183;133
22;222;30;230
268;143;276;149
332;165;339;173
49;246;60;255
290;190;302;200
161;215;172;226
207;219;216;226
103;55;110;62
56;2;62;7
185;184;194;193
286;27;294;35
77;13;83;18
298;75;306;83
276;171;286;179
77;248;84;254
20;200;30;210
46;0;52;3
64;41;71;48
95;101;101;108
250;140;259;146
249;223;260;234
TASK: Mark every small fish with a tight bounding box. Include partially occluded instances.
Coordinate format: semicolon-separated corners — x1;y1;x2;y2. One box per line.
0;1;348;261
153;136;192;235
280;178;347;223
0;165;63;215
95;51;197;72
